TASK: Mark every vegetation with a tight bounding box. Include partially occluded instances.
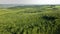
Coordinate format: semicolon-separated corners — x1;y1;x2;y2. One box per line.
0;5;60;34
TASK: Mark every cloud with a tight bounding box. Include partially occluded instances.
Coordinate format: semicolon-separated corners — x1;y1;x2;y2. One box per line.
0;0;60;4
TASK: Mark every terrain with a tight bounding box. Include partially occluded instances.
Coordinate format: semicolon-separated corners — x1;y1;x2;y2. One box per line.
0;5;60;34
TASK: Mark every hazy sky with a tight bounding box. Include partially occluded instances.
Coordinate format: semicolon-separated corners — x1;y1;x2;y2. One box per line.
0;0;60;4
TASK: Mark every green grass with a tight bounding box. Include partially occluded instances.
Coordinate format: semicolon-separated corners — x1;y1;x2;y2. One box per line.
0;5;60;34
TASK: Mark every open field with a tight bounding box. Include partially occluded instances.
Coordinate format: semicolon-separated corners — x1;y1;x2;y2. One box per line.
0;5;60;34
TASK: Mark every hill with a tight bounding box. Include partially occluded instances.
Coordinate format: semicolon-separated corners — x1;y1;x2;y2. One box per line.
0;5;60;34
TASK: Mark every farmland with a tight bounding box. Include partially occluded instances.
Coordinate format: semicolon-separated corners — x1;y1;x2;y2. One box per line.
0;5;60;34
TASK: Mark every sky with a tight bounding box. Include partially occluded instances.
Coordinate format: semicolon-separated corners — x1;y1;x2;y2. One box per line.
0;0;60;4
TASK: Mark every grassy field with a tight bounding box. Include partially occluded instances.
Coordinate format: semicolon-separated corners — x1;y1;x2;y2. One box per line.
0;5;60;34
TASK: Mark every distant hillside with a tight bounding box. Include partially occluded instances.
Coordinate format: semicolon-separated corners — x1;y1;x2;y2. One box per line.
8;5;43;9
0;4;57;9
0;4;22;8
0;4;45;9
